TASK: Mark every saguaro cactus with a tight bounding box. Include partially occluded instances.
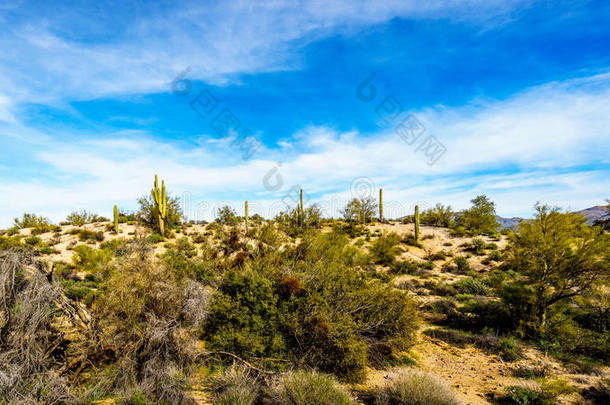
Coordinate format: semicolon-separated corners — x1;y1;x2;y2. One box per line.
298;188;304;227
113;205;119;234
414;205;420;243
152;174;167;237
379;188;383;222
245;200;249;227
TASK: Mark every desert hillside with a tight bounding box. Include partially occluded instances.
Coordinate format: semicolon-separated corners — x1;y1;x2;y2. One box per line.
2;203;609;404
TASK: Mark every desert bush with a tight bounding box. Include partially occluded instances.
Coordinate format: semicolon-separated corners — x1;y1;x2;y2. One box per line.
0;235;25;250
501;378;576;405
0;249;79;404
71;244;113;276
402;233;422;248
66;210;107;226
454;277;490;296
370;233;401;265
148;232;164;244
391;259;419;275
487;249;503;262
204;231;418;382
376;368;459;405
452;255;470;273
447;298;517;334
428;283;457;297
81;243;209;403
275;204;323;236
342;197;377;224
503;204;610;338
12;213;56;235
137;193;183;233
454;195;499;236
471;237;486;255
217;205;239;225
210;364;261;405
425;250;448;261
265;370;354;405
24;235;42;246
421;203;454;228
78;228;105;242
503;383;541;405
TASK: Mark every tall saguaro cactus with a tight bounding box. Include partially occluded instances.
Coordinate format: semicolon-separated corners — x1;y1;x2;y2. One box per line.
298;188;304;227
414;205;420;243
245;200;249;227
113;205;119;234
379;188;383;222
152;174;167;237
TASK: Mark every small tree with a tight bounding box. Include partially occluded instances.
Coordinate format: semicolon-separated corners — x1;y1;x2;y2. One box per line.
342;197;377;224
216;205;239;225
505;204;610;335
421;203;454;228
275;204;323;237
455;195;498;235
137;194;182;235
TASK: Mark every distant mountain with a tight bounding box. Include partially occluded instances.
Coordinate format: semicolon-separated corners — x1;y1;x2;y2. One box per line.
496;205;609;229
495;215;524;230
575;205;610;225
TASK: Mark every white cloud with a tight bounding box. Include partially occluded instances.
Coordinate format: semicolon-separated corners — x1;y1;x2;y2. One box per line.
0;0;535;105
1;71;608;227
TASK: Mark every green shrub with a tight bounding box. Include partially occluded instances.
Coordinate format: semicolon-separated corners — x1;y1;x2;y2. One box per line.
265;370;354;405
210;365;260;405
78;229;104;242
204;231;418;382
137;193;183;233
71;244;113;275
24;236;41;246
66;210;107;226
504;384;540;405
498;337;521;361
61;279;97;304
487;249;503;262
217;205;239;225
420;261;434;270
391;260;418;275
275;205;323;236
447;299;516;334
452;256;470;273
471;237;486;255
502;379;575;405
370;233;401;265
454;195;499;236
420;203;454;228
454;277;490;296
342;197;377;224
426;250;448;261
0;236;24;251
402;233;422;248
13;213;55;235
376;368;459;405
147;233;164;243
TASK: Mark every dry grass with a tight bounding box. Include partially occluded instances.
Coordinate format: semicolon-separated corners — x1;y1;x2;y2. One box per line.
376;368;460;405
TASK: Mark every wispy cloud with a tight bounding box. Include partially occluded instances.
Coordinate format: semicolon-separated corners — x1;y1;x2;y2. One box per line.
1;71;608;226
0;0;535;105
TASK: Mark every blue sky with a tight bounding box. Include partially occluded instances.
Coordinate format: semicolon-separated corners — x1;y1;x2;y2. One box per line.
1;0;609;226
